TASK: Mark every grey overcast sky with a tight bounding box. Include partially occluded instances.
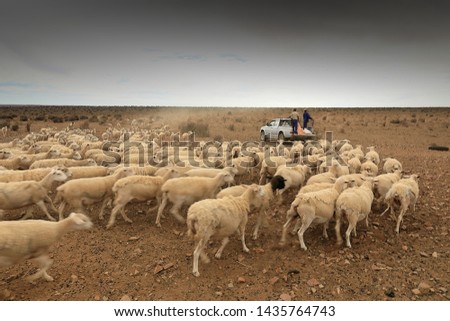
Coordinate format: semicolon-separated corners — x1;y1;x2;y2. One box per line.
1;0;449;107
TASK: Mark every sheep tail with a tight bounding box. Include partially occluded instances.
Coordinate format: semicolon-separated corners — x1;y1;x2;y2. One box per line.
186;217;198;239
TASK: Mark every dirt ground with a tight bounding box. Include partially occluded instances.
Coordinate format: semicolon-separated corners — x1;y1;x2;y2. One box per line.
0;106;449;301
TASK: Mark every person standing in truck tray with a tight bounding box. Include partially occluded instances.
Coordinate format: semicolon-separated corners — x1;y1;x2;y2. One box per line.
289;108;300;134
303;109;313;129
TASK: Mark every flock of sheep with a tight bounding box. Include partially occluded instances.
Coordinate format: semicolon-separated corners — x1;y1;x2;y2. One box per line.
0;122;420;280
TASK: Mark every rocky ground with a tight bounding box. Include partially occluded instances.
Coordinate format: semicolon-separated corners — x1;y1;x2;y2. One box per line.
0;106;449;301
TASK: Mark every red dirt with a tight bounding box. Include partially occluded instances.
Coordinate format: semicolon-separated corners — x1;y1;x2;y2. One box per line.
0;107;449;301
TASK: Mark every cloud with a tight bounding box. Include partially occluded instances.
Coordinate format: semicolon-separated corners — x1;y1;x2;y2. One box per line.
0;81;33;89
218;54;247;63
143;48;207;62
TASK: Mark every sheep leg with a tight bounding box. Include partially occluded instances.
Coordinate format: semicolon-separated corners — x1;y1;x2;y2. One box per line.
200;249;210;264
147;196;160;214
169;202;185;224
58;201;67;221
215;237;230;259
276;190;284;204
345;215;358;248
335;216;343;245
35;200;56;221
98;197;110;220
252;209;265;240
395;207;407;234
258;172;266;185
380;205;390;217
239;222;250;253
44;195;59;214
291;218;301;235
297;216;314;251
155;194;168;227
20;207;34;220
322;221;329;239
279;214;297;246
107;204;124;229
389;205;396;221
192;237;210;277
27;255;54;282
120;207;133;223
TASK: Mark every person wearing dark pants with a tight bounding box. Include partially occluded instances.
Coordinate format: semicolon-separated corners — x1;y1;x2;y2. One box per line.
289;108;300;134
303;109;313;129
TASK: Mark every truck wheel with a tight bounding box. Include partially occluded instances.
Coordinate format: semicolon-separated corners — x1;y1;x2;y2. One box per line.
278;132;285;141
260;131;266;142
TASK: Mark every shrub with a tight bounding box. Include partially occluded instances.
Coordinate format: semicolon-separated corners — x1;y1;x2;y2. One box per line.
65;115;80;122
0;119;10;128
179;121;209;137
10;120;19;131
80;120;90;129
20;115;28;121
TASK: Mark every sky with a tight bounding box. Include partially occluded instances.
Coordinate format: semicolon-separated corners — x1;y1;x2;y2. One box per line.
0;0;449;107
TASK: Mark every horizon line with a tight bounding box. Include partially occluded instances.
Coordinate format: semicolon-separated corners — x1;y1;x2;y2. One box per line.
0;104;449;109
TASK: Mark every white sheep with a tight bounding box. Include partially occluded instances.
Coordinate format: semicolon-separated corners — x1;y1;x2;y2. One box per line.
347;156;362;174
372;170;403;208
0;168;70;221
382;174;419;233
65;165;110;179
110;164;160;177
29;158;97;169
382;157;403;173
347;145;365;161
305;162;344;185
154;164;196;176
185;165;238;179
338;140;353;154
187;184;265;277
273;164;311;202
0;149;13;159
259;155;292;184
155;172;235;227
184;165;238;187
334;178;375;248
0;165;72;183
0;155;31;170
279;176;349;250
361;159;379;177
216;175;286;240
56;167;135;220
107;168;180;228
365;146;380;165
338;173;369;188
231;155;257;179
0;212;92;282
